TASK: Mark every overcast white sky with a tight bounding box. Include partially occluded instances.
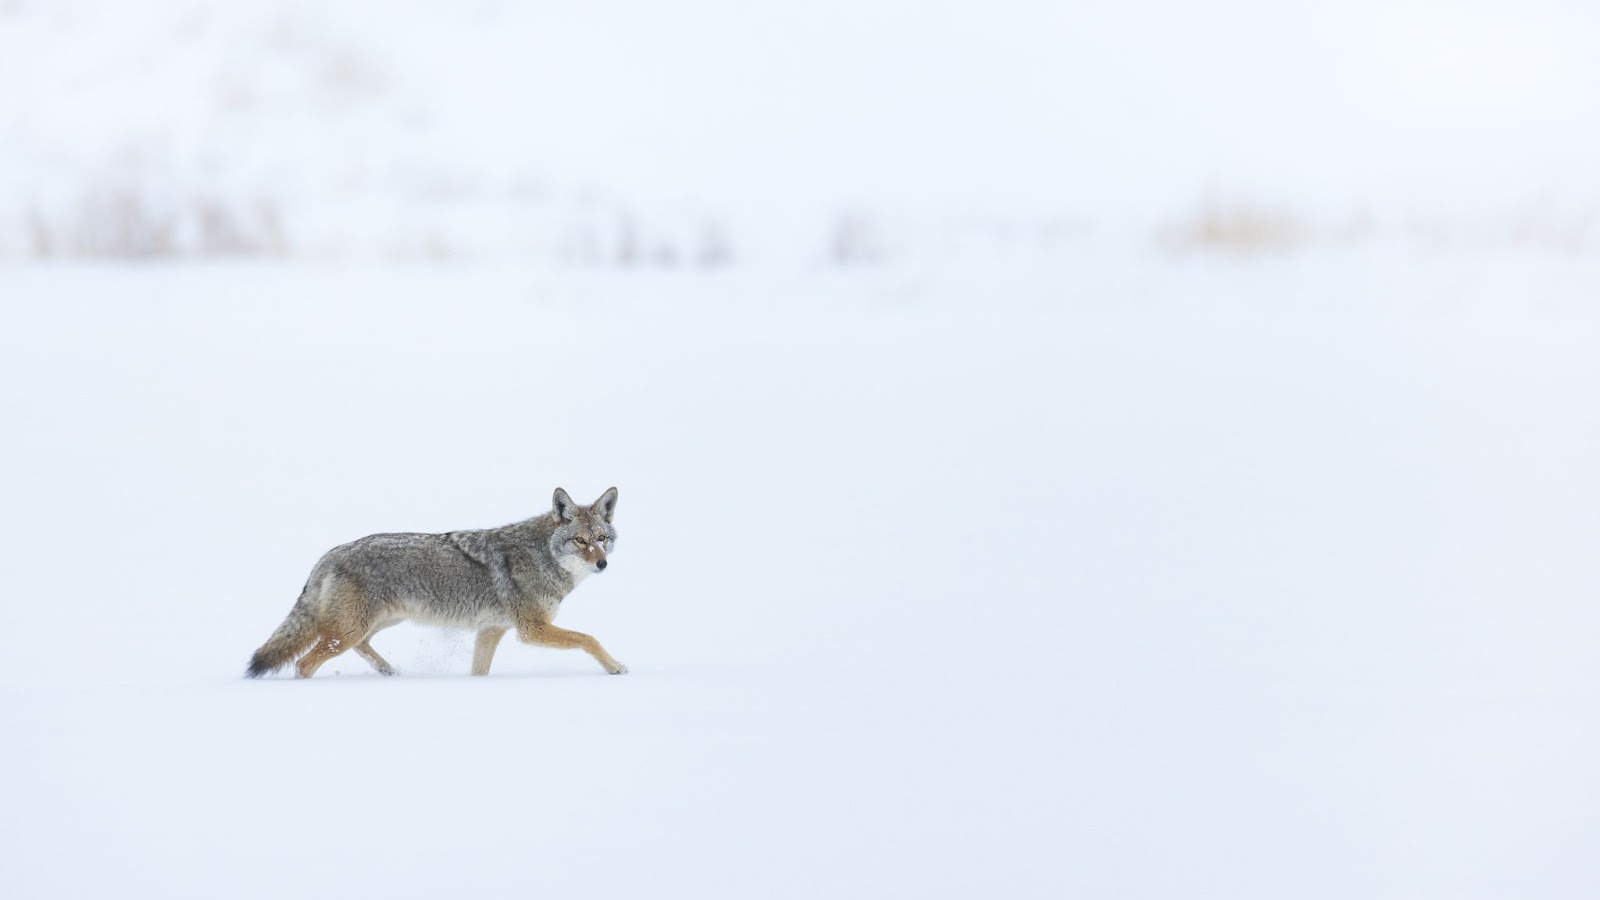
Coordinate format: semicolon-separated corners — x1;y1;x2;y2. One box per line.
464;0;1600;217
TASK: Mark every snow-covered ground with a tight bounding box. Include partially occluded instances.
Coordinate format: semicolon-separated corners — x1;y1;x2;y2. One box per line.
1;254;1596;897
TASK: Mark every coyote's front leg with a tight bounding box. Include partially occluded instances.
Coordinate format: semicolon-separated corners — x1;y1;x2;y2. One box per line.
517;621;628;674
472;627;509;676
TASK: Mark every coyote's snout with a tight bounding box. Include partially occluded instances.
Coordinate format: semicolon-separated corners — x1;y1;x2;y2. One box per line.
246;487;627;679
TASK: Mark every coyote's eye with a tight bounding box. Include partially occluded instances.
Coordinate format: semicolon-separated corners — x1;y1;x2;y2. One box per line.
574;537;588;546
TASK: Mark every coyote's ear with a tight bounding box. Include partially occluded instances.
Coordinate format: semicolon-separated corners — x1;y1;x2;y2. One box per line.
592;486;618;523
553;487;578;521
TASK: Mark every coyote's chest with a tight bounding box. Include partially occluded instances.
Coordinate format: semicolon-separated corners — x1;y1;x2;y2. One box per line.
558;555;592;588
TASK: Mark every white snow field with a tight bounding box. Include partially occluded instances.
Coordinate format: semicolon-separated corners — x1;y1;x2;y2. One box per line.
1;255;1597;898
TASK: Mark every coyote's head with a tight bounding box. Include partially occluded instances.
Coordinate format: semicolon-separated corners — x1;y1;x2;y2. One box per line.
549;486;618;580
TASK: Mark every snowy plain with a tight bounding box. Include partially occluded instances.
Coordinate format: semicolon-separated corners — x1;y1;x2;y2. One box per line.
1;253;1597;898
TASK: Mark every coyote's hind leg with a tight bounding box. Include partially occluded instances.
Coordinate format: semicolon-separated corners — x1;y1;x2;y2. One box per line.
295;632;359;678
351;621;399;676
353;639;396;676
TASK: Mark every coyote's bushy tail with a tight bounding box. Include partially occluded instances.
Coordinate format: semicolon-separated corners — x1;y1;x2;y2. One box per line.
245;581;320;678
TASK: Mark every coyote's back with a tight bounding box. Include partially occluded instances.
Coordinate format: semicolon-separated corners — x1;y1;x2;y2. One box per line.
246;487;627;679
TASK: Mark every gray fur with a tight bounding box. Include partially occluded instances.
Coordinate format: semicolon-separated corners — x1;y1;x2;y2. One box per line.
246;487;622;678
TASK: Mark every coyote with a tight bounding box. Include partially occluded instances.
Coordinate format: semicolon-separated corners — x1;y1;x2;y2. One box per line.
246;487;626;679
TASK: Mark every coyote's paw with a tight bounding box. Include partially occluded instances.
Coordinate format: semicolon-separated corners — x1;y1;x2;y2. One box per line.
606;661;629;675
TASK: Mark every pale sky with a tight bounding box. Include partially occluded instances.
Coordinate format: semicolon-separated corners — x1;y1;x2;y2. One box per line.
3;0;1597;226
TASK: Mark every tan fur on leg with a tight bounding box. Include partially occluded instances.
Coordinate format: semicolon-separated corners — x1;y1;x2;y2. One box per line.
295;633;357;678
517;620;627;674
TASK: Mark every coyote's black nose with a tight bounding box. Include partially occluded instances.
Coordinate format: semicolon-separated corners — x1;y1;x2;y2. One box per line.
596;559;608;571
